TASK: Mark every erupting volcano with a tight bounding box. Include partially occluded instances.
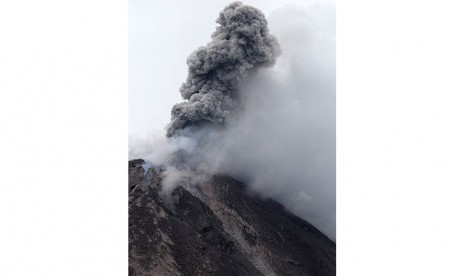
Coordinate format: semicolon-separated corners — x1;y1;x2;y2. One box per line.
129;2;336;275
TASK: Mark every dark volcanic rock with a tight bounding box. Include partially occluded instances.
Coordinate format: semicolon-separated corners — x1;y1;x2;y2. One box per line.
129;160;335;276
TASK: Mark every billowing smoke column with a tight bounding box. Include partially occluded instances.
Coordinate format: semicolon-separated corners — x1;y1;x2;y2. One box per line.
166;1;280;137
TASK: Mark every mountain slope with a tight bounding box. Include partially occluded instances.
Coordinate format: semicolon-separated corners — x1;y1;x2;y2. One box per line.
129;159;336;276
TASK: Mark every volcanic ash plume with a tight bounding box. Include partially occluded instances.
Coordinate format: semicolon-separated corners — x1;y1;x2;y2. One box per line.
166;1;280;138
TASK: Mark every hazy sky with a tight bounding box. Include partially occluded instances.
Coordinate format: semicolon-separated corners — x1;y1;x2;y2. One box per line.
129;0;334;137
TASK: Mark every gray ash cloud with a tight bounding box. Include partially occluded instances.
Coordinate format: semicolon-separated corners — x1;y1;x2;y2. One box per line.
166;1;280;137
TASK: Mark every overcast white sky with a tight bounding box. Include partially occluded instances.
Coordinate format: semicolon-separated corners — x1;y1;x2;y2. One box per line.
129;0;335;137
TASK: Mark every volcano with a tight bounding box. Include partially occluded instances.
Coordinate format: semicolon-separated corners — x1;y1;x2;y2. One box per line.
129;159;336;276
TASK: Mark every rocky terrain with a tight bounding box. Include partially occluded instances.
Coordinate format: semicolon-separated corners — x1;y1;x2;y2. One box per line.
129;159;336;276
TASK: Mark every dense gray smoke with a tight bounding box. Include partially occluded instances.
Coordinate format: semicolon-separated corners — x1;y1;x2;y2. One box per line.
166;1;280;137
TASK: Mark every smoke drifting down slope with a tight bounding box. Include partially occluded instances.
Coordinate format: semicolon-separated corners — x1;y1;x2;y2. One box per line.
131;2;335;240
129;160;336;276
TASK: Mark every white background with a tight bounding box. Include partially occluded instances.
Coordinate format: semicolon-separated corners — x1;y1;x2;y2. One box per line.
1;0;465;275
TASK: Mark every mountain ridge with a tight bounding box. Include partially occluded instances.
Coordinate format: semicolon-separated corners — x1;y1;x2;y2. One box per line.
129;159;336;276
